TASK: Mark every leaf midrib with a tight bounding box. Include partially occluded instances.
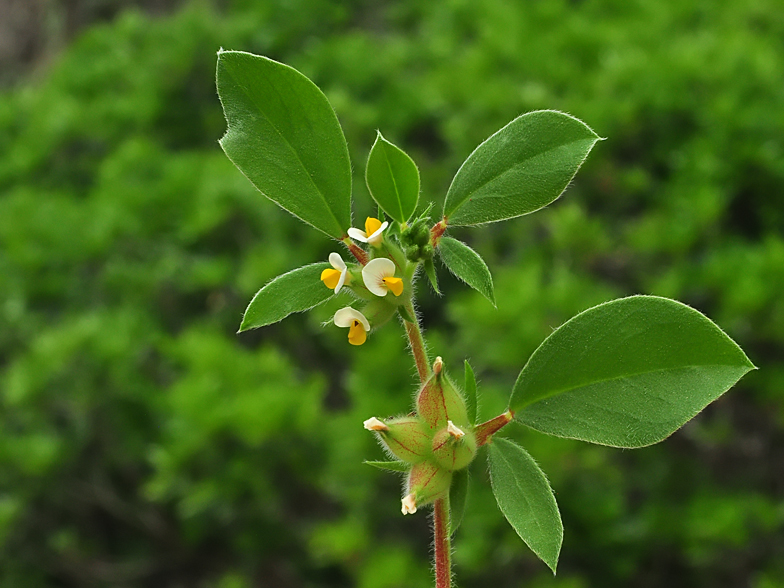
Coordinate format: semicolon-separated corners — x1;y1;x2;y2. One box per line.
447;135;596;217
491;442;557;563
224;57;345;236
381;141;405;221
514;361;750;411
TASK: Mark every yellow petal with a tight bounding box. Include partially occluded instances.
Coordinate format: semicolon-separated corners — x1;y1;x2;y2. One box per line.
383;276;404;296
365;217;383;235
321;268;341;290
348;320;367;346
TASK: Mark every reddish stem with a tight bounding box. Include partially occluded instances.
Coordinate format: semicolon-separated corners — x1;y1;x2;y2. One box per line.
474;410;514;446
433;498;451;588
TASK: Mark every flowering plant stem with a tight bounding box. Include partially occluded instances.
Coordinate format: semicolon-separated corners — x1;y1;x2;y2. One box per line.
404;301;431;383
403;301;454;587
434;497;452;588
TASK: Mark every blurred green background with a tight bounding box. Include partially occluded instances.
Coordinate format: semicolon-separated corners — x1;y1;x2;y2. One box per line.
1;0;783;586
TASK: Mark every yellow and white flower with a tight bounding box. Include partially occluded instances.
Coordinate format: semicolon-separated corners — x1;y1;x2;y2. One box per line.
348;217;388;247
362;257;404;297
334;307;371;346
320;252;349;293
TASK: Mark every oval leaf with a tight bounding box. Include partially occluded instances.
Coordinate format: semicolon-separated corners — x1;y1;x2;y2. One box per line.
488;437;562;573
365;132;420;223
217;51;351;239
240;263;332;331
511;296;756;448
443;110;601;226
438;236;495;305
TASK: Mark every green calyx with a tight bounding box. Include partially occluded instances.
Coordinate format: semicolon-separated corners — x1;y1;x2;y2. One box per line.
416;357;470;433
432;423;477;471
405;461;452;512
372;416;431;463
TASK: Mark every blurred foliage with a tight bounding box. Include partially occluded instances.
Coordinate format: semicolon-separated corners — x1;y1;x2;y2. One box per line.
1;0;783;586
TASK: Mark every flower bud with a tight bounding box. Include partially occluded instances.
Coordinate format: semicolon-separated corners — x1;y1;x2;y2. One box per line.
368;416;430;464
404;460;451;512
416;358;469;433
432;421;477;471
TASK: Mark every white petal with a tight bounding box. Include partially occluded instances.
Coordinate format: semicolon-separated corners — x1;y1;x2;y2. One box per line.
335;268;347;293
447;420;465;439
329;252;347;271
363;417;388;432
366;221;389;245
401;494;417;515
347;227;369;242
333;307;370;331
362;258;396;297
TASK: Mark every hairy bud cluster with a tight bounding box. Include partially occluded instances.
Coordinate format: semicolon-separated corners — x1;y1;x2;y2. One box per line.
401;218;434;262
364;357;477;515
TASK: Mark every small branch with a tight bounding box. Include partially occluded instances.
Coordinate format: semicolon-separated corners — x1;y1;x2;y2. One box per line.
474;410;514;446
403;301;431;383
433;498;451;588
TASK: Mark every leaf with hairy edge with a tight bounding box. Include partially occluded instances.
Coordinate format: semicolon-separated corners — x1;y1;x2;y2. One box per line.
364;460;409;473
488;437;562;573
423;258;440;294
217;50;352;239
239;263;332;332
464;360;478;425
449;468;469;535
510;296;756;448
438;236;495;305
365;132;420;223
443;110;601;226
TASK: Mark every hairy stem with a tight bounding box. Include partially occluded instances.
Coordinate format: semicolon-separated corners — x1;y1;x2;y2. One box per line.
403;301;431;383
474;410;515;446
401;300;446;587
433;498;451;588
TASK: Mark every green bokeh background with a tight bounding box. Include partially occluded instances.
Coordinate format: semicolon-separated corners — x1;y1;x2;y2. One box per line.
1;1;782;586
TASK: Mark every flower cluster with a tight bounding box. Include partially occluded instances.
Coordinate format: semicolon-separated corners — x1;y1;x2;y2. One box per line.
320;217;411;345
364;357;477;515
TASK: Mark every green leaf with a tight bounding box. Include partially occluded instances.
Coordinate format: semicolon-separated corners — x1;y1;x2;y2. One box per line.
488;437;562;573
449;468;469;535
365;132;420;223
511;296;756;448
397;305;416;324
423;258;440;294
364;460;410;473
217;50;352;239
464;360;478;425
438;236;495;305
239;263;332;331
443;110;601;226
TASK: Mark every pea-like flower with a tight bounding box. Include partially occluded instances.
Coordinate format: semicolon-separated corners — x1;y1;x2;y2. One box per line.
320;252;349;293
362;258;404;297
348;217;388;247
334;307;371;346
